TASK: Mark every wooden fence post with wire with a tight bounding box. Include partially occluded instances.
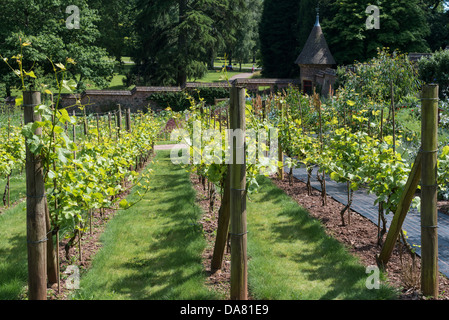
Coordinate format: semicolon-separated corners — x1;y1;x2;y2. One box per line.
229;83;248;300
376;84;439;299
23;91;47;300
420;84;439;298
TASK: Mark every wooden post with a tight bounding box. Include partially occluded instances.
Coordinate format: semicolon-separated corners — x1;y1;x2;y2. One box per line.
45;198;58;285
7;106;11;207
117;105;122;138
126;108;131;133
420;84;439;298
72;110;77;160
83;107;88;136
23;91;47;300
45;112;59;286
278;101;284;180
96;113;101;143
108;112;112;138
318;99;326;206
211;170;231;271
391;82;396;154
229;85;247;300
377;153;422;266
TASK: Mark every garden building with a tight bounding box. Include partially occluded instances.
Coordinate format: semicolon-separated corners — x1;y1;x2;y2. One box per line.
295;10;336;96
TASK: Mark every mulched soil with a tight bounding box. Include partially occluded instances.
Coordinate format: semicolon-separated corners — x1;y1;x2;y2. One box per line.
192;172;449;300
190;174;232;299
438;200;449;216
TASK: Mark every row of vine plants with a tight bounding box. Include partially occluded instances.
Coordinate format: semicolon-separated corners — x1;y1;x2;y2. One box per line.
1;38;166;297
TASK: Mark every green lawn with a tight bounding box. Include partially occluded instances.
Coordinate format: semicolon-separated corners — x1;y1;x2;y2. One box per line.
76;151;398;300
188;70;242;83
6;58;258;97
246;175;398;300
0;170;35;300
0;201;28;299
74;150;224;300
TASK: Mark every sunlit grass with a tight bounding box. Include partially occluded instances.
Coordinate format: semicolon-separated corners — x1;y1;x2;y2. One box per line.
188;70;242;83
0;201;28;299
74;150;224;300
246;175;399;300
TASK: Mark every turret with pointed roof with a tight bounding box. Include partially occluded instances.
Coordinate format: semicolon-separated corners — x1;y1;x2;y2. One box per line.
295;9;336;65
295;8;336;96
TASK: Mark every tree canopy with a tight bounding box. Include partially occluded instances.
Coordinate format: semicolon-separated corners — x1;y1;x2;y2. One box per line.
0;0;114;95
128;0;261;87
1;0;448;93
322;0;431;65
259;0;449;75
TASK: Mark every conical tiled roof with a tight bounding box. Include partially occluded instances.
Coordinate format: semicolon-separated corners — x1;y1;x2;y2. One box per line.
295;13;336;65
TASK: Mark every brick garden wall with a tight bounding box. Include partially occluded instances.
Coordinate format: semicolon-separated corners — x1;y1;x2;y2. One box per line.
57;79;302;113
3;79;301;112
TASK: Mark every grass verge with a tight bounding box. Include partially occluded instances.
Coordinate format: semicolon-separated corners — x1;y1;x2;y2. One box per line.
73;150;223;300
246;175;399;300
0;201;27;299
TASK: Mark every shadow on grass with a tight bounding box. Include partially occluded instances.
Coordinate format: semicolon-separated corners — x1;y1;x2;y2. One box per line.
0;209;28;300
77;151;220;300
248;176;397;300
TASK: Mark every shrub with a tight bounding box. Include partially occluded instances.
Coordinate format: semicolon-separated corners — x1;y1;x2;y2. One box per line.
418;49;449;99
148;87;230;112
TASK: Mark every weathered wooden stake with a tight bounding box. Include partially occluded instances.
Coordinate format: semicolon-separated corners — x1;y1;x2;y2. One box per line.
7;106;10;207
421;84;439;298
72;110;77;160
278;101;284;180
229;85;247;300
126;108;131;133
83;107;88;136
24;91;47;300
211;170;231;271
45;112;58;286
117;104;122;138
377;153;422;265
108;112;112;138
45;198;58;285
96;113;101;143
391;82;396;154
317;100;326;206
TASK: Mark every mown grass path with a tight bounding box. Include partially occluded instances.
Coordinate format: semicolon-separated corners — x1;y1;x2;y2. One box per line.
75;150;224;300
246;176;398;300
0;201;27;299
